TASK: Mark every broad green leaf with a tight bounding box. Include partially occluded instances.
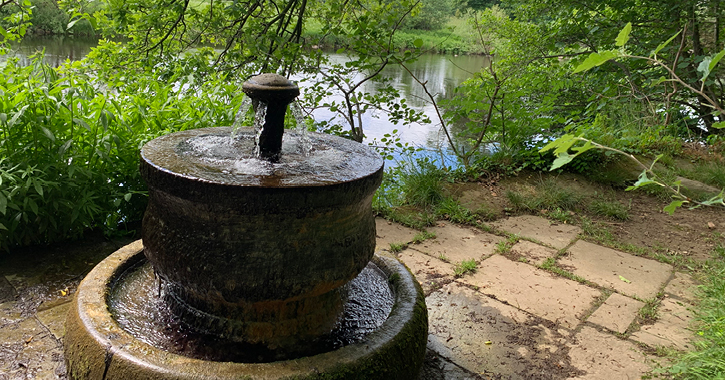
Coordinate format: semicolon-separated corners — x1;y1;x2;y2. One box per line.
33;180;43;198
40;127;55;142
615;22;632;47
0;192;6;215
698;57;712;81
626;171;657;191
709;48;725;73
124;193;132;202
413;39;424;48
73;118;91;132
618;275;631;283
573;51;620;74
549;152;575;171
539;134;577;154
0;222;6;231
67;18;81;30
27;198;38;215
651;31;681;57
712;121;725;129
663;200;684;215
648;76;668;87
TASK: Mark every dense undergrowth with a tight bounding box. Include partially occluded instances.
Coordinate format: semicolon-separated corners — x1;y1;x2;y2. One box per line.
0;51;243;250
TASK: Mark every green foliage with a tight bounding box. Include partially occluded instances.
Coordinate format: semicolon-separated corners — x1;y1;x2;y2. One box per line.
588;199;630;221
0;0;33;53
401;0;455;31
411;231;436;244
453;259;477;277
0;50;241;250
398;158;446;211
505;178;584;213
389;242;407;253
666;248;725;378
437;8;570;167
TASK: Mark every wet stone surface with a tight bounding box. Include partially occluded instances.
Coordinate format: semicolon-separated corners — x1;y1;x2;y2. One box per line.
0;215;701;379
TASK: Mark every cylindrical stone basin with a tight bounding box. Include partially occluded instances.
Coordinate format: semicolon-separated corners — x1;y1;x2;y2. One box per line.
140;127;384;346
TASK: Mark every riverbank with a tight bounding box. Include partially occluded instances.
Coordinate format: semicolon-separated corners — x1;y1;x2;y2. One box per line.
303;17;483;55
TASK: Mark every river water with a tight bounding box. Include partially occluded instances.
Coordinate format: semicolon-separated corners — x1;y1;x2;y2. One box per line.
4;37;488;166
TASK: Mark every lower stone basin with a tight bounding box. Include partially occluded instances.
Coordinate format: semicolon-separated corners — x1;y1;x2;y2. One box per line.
64;241;428;380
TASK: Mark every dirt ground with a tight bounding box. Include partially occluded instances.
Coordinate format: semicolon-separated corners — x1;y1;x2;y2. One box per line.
448;171;725;264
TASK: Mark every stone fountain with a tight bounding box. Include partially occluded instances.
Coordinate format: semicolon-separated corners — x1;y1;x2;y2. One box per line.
63;74;428;379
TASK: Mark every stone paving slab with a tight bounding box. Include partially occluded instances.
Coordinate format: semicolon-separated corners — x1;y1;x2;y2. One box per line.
413;224;503;264
36;302;71;341
427;282;580;379
397;249;455;294
564;240;672;300
0;277;15;303
459;255;600;329
664;272;699;304
491;215;581;249
375;217;418;250
587;293;644;334
0;315;64;380
568;326;652;379
509;240;558;266
630;298;694;350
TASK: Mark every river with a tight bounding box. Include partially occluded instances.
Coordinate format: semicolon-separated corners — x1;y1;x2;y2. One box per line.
4;37;488;166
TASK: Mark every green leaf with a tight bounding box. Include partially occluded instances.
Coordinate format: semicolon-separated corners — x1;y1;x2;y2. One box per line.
615;22;632;47
0;222;6;231
626;171;657;191
549;152;575;171
67;18;81;30
40;127;55;142
663;200;684;215
708;48;725;73
413;39;424;48
33;180;43;198
573;51;620;73
651;30;681;57
711;121;725;129
698;57;712;81
0;192;6;215
124;193;132;202
27;197;38;215
618;275;631;283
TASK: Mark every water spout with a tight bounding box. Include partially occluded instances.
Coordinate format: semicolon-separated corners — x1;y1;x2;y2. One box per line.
241;73;300;162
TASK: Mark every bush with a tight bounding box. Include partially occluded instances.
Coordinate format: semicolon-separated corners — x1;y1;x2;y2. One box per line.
0;49;242;251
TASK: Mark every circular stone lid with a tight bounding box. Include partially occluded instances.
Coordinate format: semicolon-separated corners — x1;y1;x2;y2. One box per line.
242;73;300;103
140;127;384;188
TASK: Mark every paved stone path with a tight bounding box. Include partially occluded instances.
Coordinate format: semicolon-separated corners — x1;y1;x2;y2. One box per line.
379;216;698;379
0;216;698;379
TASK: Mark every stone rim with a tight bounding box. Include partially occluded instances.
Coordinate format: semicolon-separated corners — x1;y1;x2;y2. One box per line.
64;241;428;380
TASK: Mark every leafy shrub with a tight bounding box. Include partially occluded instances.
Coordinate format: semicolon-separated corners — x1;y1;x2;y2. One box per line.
0;50;242;251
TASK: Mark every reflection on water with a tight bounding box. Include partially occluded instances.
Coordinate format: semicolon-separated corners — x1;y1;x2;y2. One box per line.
2;37;489;166
3;36;98;67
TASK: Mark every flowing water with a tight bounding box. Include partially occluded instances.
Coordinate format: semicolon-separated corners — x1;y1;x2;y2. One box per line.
109;260;393;362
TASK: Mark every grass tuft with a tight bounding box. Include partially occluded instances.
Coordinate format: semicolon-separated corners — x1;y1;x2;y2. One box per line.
454;259;478;277
589;198;630;221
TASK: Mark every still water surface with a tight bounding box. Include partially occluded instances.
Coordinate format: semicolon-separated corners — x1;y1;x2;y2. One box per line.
5;37;488;165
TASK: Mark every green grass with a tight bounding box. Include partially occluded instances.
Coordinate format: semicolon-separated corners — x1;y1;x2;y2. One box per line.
454;259;477;277
412;231;436;244
589;198;630;221
388;242;407;253
666;246;725;378
506;178;584;213
638;296;661;322
684;161;725;190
